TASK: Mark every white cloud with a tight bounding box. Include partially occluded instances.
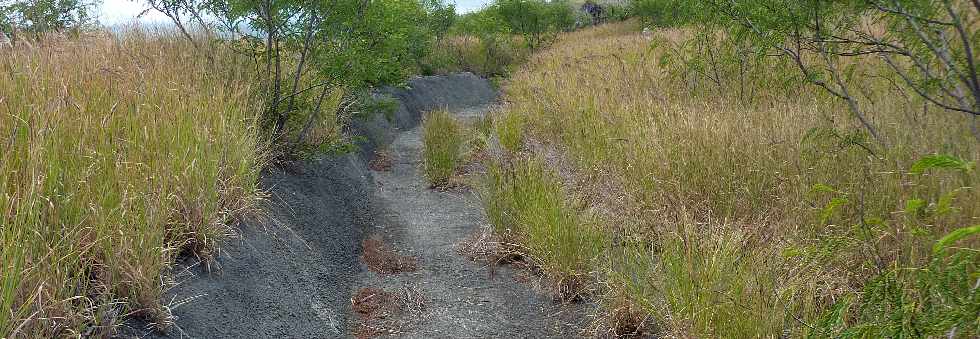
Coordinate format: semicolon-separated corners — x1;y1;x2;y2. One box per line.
99;0;169;25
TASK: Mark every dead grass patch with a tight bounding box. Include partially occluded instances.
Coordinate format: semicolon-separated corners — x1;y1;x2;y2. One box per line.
350;285;426;339
361;235;417;275
368;150;393;171
588;298;656;338
351;287;401;339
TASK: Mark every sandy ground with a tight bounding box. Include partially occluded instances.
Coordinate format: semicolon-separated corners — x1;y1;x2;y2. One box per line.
114;74;590;338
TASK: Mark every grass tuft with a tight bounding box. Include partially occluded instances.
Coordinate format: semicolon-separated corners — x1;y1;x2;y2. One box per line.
421;110;463;187
482;157;606;299
492;109;526;154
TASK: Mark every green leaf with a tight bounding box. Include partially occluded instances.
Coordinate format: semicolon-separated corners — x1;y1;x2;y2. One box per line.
810;183;838;194
933;224;980;254
905;198;926;217
910;154;974;175
820;197;849;225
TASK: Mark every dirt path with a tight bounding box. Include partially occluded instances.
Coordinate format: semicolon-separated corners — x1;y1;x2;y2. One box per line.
353;106;589;338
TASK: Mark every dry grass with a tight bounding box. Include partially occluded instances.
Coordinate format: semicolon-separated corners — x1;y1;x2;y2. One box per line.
482;21;979;337
368;150;394;172
350;285;426;339
0;29;264;337
361;235;418;275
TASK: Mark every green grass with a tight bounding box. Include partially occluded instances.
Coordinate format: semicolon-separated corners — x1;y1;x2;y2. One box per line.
422;110;463;187
0;30;264;337
482;157;606;298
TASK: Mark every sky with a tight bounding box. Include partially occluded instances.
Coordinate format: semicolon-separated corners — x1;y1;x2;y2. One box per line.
99;0;494;25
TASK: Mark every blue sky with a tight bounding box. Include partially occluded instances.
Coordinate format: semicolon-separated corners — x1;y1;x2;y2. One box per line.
99;0;493;25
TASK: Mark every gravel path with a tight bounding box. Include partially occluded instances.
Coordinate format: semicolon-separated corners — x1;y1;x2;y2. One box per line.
114;74;589;338
355;106;589;338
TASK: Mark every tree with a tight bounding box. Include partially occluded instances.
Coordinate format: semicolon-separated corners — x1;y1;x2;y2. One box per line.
494;0;574;49
423;0;456;38
147;0;437;151
0;0;99;38
703;0;980;142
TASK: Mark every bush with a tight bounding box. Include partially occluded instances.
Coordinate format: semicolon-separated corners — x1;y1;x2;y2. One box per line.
422;110;463;187
419;34;529;77
630;0;697;27
495;0;576;49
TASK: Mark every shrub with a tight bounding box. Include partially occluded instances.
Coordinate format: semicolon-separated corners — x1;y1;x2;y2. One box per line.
422;110;463;187
419;34;529;77
630;0;697;27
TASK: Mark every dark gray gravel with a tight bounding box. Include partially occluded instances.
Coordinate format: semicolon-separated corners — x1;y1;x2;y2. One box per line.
117;154;377;339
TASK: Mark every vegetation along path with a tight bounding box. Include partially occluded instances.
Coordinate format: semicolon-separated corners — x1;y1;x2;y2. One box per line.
115;74;587;338
352;104;588;338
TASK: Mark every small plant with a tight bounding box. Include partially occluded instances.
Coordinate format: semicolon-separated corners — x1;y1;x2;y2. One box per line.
422;110;463;187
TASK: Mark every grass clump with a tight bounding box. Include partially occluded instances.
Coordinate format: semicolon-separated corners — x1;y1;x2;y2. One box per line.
493;109;526;153
482;157;605;299
422;110;463;187
0;30;263;336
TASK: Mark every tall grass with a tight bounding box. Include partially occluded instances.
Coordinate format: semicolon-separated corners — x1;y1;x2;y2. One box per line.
480;21;978;337
492;109;526;153
0;30;263;337
482;158;606;298
422;110;463;187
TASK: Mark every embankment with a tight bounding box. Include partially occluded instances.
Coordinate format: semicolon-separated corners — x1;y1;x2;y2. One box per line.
119;73;498;338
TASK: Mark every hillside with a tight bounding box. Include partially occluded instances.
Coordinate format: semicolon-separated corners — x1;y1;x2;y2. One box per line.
474;21;979;337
